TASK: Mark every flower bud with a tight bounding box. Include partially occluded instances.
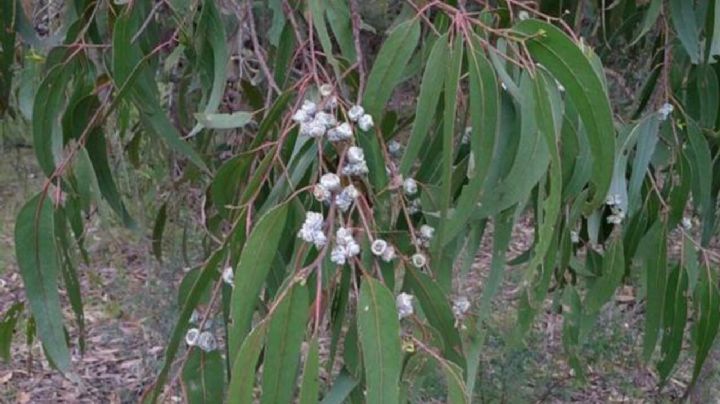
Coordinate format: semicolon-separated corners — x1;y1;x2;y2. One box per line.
371;239;388;256
222;266;234;286
185;328;200;346
320;173;341;192
358;114;374;131
348;105;364;121
396;293;414;319
403;178;418;196
412;253;427;268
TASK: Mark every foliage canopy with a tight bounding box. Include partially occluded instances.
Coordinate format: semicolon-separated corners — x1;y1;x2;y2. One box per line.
2;0;720;402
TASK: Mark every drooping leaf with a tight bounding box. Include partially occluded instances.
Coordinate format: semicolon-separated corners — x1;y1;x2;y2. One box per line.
145;249;225;403
228;202;289;360
364;18;421;120
520;70;563;290
466;209;514;393
627;115;660;216
357;277;402;403
0;302;24;362
111;5;208;172
54;208;85;352
629;0;662;46
0;0;17;113
443;34;499;243
308;0;342;81
514;20;616;212
636;219;667;361
584;237;625;315
434;35;464;266
709;0;720;61
473;74;550;219
692;269;720;384
152;203;168;263
194;111;253;130
298;338;320;404
326;0;356;63
399;33;449;176
261;284;309;404
194;0;229;116
226;321;268;404
404;267;465;370
14;194;70;372
32;58;76;177
181;350;225;404
669;0;701;63
72;147;101;212
686;121;715;245
423;349;469;404
320;370;359;404
657;263;689;381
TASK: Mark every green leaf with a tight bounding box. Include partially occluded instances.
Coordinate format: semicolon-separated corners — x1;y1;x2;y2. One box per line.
708;0;720;60
561;286;587;381
228;202;289;360
186;0;229;137
695;66;718;129
326;0;357;63
0;302;24;362
473;74;550;219
364;18;421;120
514;20;615;211
308;0;342;81
425;353;469;404
298;338;320;404
629;0;662;46
32;58;76;177
111;6;208;172
668;152;692;228
210;154;253;217
627;115;660;216
196;0;228;113
357;276;402;403
399;33;448;176
692;269;720;384
79;99;134;226
0;0;16;113
657;263;689;381
683;235;700;292
636;219;667;361
181;350;225;404
320;370;359;404
434;35;464;265
14;194;70;371
72;147;101;212
261;284;309;404
54;209;85;352
686;121;715;246
443;34;499;243
521;71;563;288
194;111;253;130
561;114;593;200
404;267;465;370
267;0;286;46
466;209;514;393
669;0;701;63
358;17;418;193
152;203;168;263
584;237;625;315
227;321;268;404
145;249;225;403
